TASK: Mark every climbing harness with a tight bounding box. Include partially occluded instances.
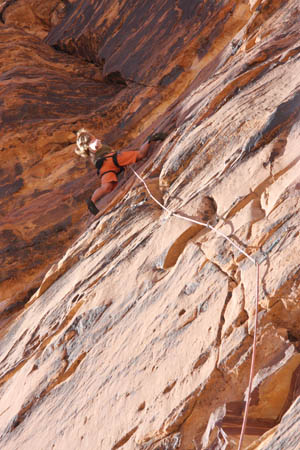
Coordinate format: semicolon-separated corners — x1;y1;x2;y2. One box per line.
130;167;260;449
96;152;125;177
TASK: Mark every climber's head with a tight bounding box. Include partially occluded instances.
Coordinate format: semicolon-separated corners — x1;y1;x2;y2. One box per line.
75;128;94;158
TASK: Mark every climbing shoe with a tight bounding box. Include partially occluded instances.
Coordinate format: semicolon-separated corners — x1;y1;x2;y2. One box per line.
86;199;99;215
147;132;167;142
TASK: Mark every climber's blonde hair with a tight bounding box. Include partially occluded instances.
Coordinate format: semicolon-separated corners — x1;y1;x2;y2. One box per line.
75;128;93;158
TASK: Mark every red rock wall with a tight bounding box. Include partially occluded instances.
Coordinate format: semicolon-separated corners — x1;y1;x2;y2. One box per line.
0;0;252;330
0;0;300;449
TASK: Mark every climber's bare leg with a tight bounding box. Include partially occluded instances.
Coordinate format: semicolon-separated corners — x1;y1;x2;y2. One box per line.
92;181;117;204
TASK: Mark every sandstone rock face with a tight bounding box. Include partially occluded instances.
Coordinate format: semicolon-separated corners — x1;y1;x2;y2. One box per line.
0;0;300;449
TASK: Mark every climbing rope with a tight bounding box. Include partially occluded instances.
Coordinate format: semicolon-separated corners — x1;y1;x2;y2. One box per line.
131;168;260;448
237;262;260;450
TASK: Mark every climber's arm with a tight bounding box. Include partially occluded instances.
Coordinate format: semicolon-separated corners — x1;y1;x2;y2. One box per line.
135;141;151;161
136;132;167;161
118;132;167;164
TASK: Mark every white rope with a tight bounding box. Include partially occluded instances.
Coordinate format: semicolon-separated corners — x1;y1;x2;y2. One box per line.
237;261;260;450
131;167;173;215
131;167;260;448
131;168;255;263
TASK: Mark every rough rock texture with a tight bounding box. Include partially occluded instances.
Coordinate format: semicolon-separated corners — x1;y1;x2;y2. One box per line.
1;0;300;449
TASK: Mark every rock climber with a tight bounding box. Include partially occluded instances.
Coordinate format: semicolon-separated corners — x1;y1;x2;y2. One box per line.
75;129;166;215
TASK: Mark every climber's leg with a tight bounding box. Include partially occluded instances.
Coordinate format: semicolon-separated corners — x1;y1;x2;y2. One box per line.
92;181;117;203
87;181;117;215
